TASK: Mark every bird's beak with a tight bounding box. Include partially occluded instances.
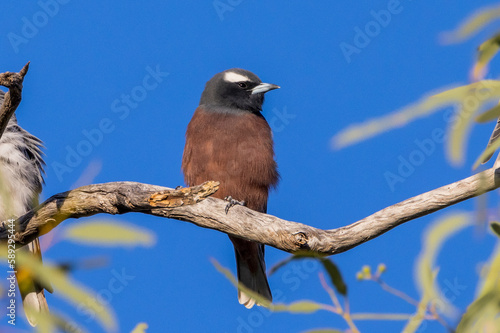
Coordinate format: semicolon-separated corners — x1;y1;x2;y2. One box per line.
251;83;280;95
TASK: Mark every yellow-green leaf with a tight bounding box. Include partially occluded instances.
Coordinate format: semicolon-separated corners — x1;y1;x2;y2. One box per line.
332;84;462;149
62;221;156;247
441;4;500;44
403;270;438;333
131;322;149;333
457;245;500;332
456;291;500;333
414;213;471;318
475;103;500;123
333;81;500;166
332;85;455;149
472;34;500;80
476;244;500;299
27;310;88;333
473;135;500;169
15;250;117;332
278;300;323;314
446;94;477;166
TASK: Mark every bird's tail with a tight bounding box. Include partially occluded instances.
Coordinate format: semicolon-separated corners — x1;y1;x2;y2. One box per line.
482;118;500;164
230;237;272;308
15;238;50;326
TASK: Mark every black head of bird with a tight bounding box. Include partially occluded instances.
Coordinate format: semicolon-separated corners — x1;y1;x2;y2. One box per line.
199;68;280;113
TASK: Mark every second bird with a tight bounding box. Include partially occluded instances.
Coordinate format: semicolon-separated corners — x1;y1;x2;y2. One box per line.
182;68;280;308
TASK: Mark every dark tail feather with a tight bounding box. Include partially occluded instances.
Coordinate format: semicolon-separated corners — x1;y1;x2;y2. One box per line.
231;237;272;308
482;119;500;164
16;238;50;326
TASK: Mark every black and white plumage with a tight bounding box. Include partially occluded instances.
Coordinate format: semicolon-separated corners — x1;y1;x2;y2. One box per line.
0;90;48;326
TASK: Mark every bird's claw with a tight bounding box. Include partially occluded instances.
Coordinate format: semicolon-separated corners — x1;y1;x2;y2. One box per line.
224;196;246;214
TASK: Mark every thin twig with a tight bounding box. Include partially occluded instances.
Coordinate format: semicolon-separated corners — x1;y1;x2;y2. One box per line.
350;313;413;320
319;272;342;311
373;277;419;307
318;272;359;333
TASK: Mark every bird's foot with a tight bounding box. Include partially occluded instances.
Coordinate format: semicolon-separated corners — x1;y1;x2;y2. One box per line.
224;196;246;214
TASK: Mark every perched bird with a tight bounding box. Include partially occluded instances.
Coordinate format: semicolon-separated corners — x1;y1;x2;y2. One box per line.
0;90;49;325
182;68;280;308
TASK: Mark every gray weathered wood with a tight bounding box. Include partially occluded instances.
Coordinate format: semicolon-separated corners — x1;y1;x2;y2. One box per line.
0;62;30;139
1;168;498;255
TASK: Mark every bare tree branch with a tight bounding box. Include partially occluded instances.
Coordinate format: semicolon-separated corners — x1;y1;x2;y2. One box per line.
1;167;498;255
0;62;30;139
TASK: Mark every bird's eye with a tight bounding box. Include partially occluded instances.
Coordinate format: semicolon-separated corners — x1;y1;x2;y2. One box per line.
237;82;247;89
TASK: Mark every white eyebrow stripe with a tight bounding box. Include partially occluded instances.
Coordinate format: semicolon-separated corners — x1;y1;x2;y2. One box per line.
224;72;250;83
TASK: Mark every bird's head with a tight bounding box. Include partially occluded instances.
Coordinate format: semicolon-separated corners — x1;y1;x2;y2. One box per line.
199;68;280;113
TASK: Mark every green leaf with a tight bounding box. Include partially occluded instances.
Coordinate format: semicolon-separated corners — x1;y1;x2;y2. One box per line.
403;270;438;333
62;220;156;247
414;214;472;319
333;81;500;166
473;135;500;169
27;311;88;333
490;222;500;238
14;249;117;332
131;322;149;333
320;258;347;296
472;34;500;80
457;244;500;332
476;244;500;299
475;103;500;123
456;291;500;333
405;213;473;332
441;4;500;43
332;85;457;149
273;300;324;314
268;251;347;295
446;94;476;166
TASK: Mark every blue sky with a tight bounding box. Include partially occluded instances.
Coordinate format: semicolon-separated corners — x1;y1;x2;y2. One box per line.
1;1;500;332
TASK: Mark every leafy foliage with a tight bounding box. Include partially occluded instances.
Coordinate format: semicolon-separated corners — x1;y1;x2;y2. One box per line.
333;81;500;166
62;220;156;247
269;251;347;296
456;245;500;331
441;4;500;43
0;218;155;332
0;245;116;332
